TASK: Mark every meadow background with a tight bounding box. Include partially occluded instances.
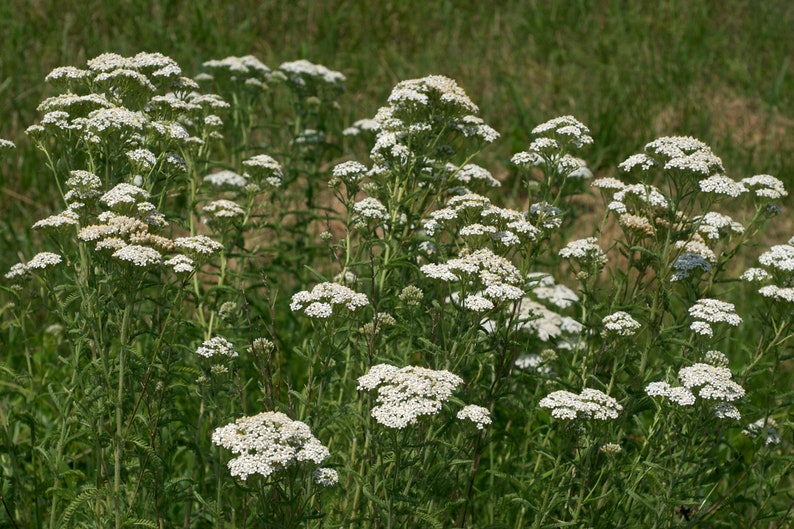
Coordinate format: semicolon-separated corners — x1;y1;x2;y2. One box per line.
0;1;793;528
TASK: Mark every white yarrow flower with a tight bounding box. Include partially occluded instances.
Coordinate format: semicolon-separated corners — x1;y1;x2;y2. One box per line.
457;405;492;429
26;252;63;271
357;364;463;429
212;412;330;481
539;388;622;421
196;336;238;358
601;311;641;337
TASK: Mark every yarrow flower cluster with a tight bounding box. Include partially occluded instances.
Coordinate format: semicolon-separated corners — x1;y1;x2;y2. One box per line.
211;412;331;481
695;212;744;241
539;388;622;421
558;237;607;274
203;199;246;222
290;282;369;319
312;467;340;487
204;170;248;188
457;405;492;430
740;174;788;201
607;183;670;216
200;55;271;86
451;163;501;189
742;238;794;304
278;59;346;90
526;273;579;309
368;75;498;180
422;192;540;248
111;244;162;268
6;252;63;280
242;154;283;188
196;336;238;358
601;311;641;338
174;235;224;258
646;361;745;419
421;248;524;310
511;299;583;343
357;364;463;429
352;197;389;225
688;298;742;337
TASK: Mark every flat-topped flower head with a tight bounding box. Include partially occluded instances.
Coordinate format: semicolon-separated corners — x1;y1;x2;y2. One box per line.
457;405;492;430
203;200;245;222
5;263;31;281
740;267;771;283
352;197;388;224
196;336;237;358
112;245;161;268
387;75;478;115
212;412;330;481
679;363;745;401
126;148;157;172
202;55;271;83
758;244;794;273
607;183;670;215
26;252;63;271
100;183;150;209
592;177;627;193
688;298;741;336
645;382;697;406
65;170;103;202
559;237;607;271
670;252;713;282
174;235;224;257
332;160;368;184
290;282;368;319
203;170;247;189
242;154;283;188
94;68;157;93
164;254;194;275
531;115;593;149
37;93;115;116
357;363;463;429
278;59;345;90
740;174;787;200
44;66;91;87
698;175;747;198
32;210;80;232
539;388;622;421
0;139;16;151
452;163;501;189
421;248;524;309
601;311;641;338
695;212;744;241
758;285;794;303
646;360;745;418
73;107;148;144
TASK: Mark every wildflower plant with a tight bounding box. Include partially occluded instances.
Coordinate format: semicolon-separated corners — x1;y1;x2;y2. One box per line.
1;52;791;529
